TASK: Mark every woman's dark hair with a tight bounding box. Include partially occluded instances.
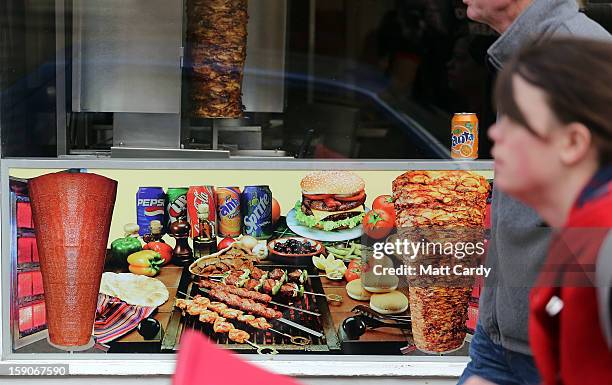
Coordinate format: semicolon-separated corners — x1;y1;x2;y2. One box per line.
495;37;612;164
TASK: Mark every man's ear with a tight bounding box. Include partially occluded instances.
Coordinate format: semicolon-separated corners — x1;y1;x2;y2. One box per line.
559;122;593;166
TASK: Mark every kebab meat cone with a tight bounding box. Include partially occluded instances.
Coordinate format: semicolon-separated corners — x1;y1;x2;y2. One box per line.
28;171;117;350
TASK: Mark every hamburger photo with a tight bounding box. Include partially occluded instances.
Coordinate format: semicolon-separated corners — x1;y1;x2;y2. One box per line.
295;171;366;231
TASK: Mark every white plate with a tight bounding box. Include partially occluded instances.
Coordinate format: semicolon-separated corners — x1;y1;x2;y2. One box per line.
285;208;364;242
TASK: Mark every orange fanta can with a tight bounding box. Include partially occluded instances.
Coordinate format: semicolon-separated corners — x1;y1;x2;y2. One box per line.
451;113;479;159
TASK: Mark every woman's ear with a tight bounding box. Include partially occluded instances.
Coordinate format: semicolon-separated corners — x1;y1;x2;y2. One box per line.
559;122;593;166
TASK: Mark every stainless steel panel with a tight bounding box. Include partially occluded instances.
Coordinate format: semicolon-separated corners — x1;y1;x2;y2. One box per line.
72;0;182;113
56;0;67;156
110;147;229;159
113;113;182;148
242;0;287;113
219;126;262;150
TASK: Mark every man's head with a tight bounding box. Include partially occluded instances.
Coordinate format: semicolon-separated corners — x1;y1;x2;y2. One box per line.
463;0;534;33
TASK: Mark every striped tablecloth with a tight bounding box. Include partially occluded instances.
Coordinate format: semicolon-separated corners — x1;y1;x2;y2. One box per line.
94;294;156;344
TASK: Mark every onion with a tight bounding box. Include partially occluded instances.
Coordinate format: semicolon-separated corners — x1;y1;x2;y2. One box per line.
239;235;258;251
334;192;360;198
252;243;268;259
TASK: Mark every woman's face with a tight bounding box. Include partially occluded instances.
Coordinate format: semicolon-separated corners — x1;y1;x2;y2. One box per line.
489;75;566;201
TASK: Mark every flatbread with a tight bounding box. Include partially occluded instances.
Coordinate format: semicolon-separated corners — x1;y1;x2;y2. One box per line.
99;272;169;308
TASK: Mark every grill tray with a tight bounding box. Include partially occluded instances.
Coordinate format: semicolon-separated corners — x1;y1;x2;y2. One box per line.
162;265;340;353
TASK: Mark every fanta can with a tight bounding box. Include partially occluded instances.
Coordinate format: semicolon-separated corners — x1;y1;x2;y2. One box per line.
451;113;479;159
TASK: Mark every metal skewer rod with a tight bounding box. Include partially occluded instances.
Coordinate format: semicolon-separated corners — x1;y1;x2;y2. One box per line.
244;340;278;355
268;328;311;346
303;290;343;302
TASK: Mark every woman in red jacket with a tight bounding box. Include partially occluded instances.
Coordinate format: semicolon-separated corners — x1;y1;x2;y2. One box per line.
470;38;612;385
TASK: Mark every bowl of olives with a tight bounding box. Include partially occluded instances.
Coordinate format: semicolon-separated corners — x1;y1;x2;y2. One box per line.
267;237;323;265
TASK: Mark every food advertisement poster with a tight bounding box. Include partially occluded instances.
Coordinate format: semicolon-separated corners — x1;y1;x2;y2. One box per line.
8;167;493;357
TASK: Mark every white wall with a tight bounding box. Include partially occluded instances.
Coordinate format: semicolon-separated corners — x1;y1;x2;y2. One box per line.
0;376;458;385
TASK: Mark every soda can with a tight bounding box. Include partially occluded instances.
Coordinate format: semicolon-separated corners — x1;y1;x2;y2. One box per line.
241;185;273;239
451;113;479;160
166;187;189;229
186;186;217;239
217;187;242;237
136;187;166;237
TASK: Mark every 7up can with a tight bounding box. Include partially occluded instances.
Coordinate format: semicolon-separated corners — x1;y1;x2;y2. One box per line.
241;186;273;239
166;187;188;228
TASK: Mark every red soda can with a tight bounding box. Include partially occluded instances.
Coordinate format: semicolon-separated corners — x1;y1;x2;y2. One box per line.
186;186;217;239
216;187;242;237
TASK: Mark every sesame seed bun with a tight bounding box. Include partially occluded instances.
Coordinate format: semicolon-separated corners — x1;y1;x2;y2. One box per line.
300;171;365;195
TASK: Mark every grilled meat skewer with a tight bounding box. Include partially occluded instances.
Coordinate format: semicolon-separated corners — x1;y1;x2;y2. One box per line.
199;280;322;317
209;288;282;319
176;297;272;330
200;279;272;303
175;298;251;343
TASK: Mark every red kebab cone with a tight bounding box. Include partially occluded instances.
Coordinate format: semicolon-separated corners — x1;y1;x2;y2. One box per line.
29;171;117;351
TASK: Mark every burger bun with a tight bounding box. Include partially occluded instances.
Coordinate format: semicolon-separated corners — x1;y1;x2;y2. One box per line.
369;291;409;315
345;279;372;301
301;171;365;195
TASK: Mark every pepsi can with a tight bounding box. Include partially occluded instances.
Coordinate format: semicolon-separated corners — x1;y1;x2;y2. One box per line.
241;186;273;239
136;187;166;237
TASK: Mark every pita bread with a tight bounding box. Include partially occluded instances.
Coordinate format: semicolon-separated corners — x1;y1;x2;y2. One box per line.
100;272;169;308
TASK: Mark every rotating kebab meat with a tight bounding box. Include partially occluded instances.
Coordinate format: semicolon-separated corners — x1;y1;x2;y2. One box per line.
187;0;248;118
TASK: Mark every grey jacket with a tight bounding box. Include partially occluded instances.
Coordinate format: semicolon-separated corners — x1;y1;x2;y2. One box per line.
480;0;612;356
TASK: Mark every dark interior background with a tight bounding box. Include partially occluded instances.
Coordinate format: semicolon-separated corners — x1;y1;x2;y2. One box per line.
1;1;611;159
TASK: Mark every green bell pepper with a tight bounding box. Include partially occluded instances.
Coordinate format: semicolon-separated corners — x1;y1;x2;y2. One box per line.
110;236;142;267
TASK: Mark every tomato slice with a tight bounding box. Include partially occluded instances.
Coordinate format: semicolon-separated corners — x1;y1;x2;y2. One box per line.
335;191;365;201
303;194;332;200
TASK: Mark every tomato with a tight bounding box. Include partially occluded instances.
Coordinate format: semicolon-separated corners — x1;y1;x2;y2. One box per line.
348;259;365;272
345;260;364;282
272;198;281;224
143;242;173;265
335;190;366;202
303;194;331;200
372;195;395;218
362;209;394;240
218;237;236;250
344;266;361;282
128;265;159;277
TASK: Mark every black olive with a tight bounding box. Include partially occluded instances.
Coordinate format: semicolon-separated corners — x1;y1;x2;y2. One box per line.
275;239;317;254
137;317;161;340
342;316;367;340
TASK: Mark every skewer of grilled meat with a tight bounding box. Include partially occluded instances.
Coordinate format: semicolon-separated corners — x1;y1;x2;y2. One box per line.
199;280;323;317
175;298;251;343
213;267;307;287
175;297;272;330
208;288;283;319
200;279;272;303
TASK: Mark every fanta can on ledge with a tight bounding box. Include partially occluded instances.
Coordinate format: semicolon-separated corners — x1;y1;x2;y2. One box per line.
451;113;479;160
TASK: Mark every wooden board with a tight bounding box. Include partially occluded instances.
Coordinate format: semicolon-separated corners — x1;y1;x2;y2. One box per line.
108;265;183;351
